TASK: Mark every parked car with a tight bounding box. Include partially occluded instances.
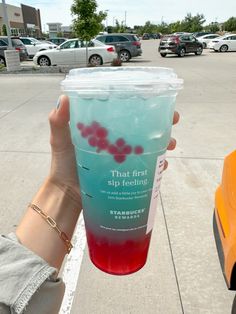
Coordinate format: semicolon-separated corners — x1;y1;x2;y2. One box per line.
39;40;58;45
142;33;161;39
95;33;142;62
197;33;221;48
49;38;67;45
33;39;117;66
152;33;162;39
208;34;236;52
0;46;5;65
192;31;212;37
142;33;150;40
213;150;236;292
20;37;57;58
158;34;203;57
0;36;28;65
172;32;191;36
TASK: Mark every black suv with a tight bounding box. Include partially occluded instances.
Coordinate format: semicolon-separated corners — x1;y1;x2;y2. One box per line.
0;36;28;65
158;34;203;57
95;33;142;62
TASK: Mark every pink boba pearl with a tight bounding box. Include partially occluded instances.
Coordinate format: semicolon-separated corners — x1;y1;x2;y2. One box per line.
114;154;126;163
134;146;144;155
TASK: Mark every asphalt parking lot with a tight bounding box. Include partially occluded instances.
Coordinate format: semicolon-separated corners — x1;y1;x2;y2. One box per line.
0;39;236;313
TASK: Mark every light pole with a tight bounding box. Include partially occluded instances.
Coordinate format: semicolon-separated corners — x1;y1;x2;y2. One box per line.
105;9;109;32
1;0;13;48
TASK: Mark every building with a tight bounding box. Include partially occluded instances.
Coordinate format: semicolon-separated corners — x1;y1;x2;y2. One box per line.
0;3;42;37
61;25;72;38
47;23;73;38
47;23;62;38
0;3;24;35
21;4;42;37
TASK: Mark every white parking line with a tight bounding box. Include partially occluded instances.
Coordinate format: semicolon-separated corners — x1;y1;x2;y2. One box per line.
59;214;86;314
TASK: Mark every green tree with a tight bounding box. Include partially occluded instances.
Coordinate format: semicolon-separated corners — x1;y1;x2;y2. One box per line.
142;21;157;34
169;21;183;33
224;17;236;32
205;22;220;33
71;0;107;65
157;22;171;35
113;19;126;33
2;24;7;36
107;26;113;33
181;13;205;32
41;32;49;39
133;25;144;36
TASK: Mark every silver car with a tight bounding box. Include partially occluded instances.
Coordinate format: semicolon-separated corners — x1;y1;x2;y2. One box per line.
96;33;142;62
197;34;221;48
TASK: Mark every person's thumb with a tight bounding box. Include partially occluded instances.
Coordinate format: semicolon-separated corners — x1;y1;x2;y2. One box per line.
49;95;73;152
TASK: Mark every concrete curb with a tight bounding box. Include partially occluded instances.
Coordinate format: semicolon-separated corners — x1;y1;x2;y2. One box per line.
0;66;76;75
0;63;121;75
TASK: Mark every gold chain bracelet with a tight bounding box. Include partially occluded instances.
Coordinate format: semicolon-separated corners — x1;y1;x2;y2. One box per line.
28;203;73;254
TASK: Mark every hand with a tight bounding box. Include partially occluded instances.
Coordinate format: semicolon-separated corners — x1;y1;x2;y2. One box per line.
164;111;180;170
16;95;81;269
48;95;81;201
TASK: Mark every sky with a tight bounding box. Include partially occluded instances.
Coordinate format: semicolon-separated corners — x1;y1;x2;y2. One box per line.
5;0;236;31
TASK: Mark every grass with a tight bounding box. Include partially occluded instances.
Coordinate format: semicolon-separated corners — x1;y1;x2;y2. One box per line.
0;64;6;71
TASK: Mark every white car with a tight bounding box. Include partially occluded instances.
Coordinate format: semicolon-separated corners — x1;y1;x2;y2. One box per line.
197;34;221;48
208;34;236;52
33;39;117;67
20;37;57;58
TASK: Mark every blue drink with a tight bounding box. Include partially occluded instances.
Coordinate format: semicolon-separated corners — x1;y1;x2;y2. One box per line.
61;67;183;275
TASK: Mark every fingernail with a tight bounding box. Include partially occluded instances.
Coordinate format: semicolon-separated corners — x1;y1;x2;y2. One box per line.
56;97;61;110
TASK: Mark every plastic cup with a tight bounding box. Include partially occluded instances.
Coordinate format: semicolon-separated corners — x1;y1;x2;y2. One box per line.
61;67;183;275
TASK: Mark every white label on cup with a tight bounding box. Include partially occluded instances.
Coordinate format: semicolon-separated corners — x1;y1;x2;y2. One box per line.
146;153;166;234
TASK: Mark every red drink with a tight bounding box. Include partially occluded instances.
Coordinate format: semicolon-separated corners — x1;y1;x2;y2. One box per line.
86;229;152;275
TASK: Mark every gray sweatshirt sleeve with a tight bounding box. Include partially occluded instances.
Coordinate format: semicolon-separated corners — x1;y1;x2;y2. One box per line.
0;233;65;314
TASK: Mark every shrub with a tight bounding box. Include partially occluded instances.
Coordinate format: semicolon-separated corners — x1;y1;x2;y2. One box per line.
111;58;122;66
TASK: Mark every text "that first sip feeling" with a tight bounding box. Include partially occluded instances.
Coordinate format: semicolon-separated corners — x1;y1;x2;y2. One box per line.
108;169;148;188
